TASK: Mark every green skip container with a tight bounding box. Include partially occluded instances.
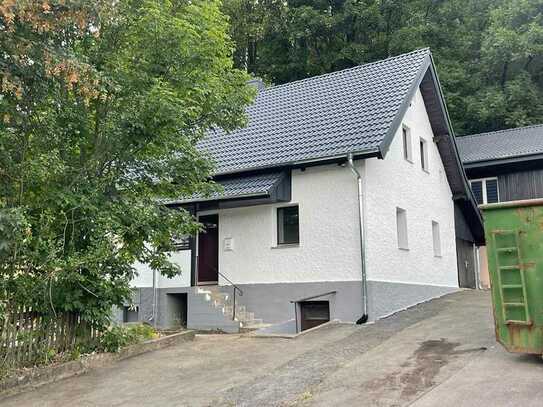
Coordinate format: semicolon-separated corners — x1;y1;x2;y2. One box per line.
482;199;543;355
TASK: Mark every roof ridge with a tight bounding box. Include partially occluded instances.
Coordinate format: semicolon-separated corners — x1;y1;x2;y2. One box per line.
459;123;543;139
261;48;431;93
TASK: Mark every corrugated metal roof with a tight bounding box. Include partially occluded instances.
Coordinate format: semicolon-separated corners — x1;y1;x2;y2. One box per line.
457;124;543;164
165;172;285;204
198;48;431;175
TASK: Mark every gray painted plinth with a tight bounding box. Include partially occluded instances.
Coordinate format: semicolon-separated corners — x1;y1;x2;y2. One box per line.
230;281;363;324
118;280;458;330
122;287;240;332
367;280;458;321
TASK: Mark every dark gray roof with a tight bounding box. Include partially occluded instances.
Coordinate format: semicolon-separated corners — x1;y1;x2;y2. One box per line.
457;124;543;165
177;49;483;243
199;48;431;175
167;172;285;204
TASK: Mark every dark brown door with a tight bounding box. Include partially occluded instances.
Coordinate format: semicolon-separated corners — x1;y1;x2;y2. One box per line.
197;214;219;284
457;238;476;289
300;301;330;331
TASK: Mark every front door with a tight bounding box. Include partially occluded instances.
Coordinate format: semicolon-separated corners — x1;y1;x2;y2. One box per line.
197;214;219;285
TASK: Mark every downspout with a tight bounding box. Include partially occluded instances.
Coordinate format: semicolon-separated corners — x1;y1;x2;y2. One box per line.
150;268;157;328
346;153;369;324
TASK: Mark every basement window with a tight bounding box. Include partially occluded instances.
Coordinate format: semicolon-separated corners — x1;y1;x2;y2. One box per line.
277;205;299;245
402;126;413;163
432;221;441;257
396;207;409;250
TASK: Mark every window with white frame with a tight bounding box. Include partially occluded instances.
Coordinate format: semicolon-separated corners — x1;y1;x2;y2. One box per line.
396;207;409;250
469;178;499;205
432;221;441;257
419;137;429;171
402;126;413;162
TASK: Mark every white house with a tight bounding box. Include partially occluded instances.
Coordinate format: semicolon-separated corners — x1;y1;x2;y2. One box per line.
122;49;484;333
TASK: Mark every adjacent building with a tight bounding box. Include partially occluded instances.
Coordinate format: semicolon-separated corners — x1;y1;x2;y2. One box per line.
457;124;543;288
123;49;484;333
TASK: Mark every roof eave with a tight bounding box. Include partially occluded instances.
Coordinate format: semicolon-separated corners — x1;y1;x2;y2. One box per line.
164;191;270;206
420;54;485;244
378;53;432;158
212;148;381;178
464;152;543;169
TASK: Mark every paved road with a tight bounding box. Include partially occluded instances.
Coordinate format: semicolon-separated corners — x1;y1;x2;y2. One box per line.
3;290;542;406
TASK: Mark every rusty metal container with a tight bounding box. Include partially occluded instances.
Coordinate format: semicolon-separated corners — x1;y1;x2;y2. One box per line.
481;199;543;355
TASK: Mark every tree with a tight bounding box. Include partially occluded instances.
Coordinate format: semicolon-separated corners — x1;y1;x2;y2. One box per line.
0;0;253;326
471;0;543;132
223;0;543;135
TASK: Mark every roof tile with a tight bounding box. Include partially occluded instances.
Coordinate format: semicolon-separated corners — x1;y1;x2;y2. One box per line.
198;49;430;175
457;124;543;164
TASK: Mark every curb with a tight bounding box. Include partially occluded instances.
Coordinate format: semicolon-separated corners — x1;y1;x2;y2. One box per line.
248;319;342;339
0;330;195;400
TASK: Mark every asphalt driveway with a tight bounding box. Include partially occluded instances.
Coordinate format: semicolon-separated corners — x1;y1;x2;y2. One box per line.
3;290;542;406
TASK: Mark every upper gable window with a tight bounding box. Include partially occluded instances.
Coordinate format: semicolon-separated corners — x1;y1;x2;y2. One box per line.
402;126;413;163
420;138;429;172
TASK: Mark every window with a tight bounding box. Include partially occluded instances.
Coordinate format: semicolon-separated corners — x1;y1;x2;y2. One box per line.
402;126;413;162
171;235;190;251
277;205;299;245
469;178;499;205
470;180;483;204
432;221;441;257
486;178;499;203
396;207;408;250
420;138;429;171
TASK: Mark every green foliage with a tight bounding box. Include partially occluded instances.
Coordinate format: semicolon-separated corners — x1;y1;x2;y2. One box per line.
0;1;253;327
223;0;543;135
99;323;157;353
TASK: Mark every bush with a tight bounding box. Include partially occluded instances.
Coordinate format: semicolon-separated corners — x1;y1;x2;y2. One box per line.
99;323;157;353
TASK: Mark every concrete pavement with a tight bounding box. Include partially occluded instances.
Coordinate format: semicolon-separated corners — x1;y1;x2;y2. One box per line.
2;290;542;406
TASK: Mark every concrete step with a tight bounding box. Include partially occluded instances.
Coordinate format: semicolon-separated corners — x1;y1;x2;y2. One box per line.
190;286;264;334
240;318;263;326
239;321;270;332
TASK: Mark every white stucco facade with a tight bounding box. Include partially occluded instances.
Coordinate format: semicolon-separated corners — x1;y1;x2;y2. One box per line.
364;88;458;288
130;88;458;292
131;251;191;288
217;164;361;284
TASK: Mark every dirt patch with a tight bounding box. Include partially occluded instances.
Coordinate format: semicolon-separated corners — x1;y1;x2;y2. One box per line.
358;339;486;403
401;339;458;397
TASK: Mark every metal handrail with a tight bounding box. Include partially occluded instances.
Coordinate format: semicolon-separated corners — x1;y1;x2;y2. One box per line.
217;270;243;296
290;290;336;304
216;270;243;321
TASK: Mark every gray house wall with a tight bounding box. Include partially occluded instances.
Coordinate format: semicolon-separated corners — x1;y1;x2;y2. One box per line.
454;203;475;242
453;202;477;288
497;168;543;202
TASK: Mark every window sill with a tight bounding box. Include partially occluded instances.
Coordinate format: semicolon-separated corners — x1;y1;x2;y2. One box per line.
271;243;300;249
422;169;430;174
434;254;442;258
398;247;410;252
